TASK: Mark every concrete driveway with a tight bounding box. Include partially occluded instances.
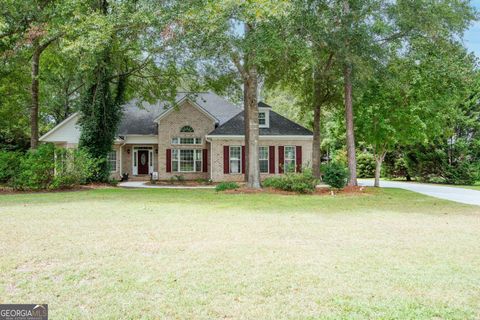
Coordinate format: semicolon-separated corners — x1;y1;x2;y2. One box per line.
358;179;480;206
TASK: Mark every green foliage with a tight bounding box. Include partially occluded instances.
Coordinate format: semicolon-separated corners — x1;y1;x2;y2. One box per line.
12;144;55;190
195;178;213;185
322;162;348;190
78;50;124;182
357;152;376;178
51;148;103;189
215;182;239;192
263;169;318;194
0;150;22;183
6;144;102;190
170;175;185;183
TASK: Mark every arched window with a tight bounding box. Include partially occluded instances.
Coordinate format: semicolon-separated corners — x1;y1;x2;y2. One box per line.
180;125;194;133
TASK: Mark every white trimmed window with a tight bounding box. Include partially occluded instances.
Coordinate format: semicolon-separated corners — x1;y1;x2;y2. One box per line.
259;146;269;173
171;137;202;145
284;146;296;173
259;112;266;125
229;146;241;174
172;149;202;172
107;151;117;172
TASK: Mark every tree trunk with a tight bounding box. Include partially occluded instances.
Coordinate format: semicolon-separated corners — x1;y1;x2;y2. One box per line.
344;63;357;186
30;45;41;149
312;101;321;178
243;80;249;181
244;67;261;189
374;152;386;187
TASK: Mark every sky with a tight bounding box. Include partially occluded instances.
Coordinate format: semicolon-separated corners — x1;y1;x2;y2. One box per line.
465;0;480;57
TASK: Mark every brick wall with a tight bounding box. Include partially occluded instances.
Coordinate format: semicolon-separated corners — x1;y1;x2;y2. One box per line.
157;101;215;180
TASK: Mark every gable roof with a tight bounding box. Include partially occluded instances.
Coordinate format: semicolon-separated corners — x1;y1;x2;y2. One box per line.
117;92;241;135
208;109;313;136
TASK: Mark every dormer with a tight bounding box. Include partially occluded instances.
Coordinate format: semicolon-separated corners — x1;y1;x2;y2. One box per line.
258;101;271;128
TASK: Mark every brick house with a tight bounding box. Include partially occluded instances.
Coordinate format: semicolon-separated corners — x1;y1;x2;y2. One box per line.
40;92;313;182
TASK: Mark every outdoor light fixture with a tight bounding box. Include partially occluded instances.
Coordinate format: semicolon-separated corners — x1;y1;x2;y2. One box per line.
155;149;158;154
127;149;130;154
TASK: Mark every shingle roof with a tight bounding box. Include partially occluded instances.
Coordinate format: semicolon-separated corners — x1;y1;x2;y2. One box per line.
208;110;313;136
117;92;241;135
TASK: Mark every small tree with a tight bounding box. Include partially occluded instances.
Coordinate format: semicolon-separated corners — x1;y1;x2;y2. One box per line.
322;162;348;190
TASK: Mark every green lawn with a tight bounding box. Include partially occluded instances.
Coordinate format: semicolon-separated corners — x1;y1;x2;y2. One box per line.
1;188;479;319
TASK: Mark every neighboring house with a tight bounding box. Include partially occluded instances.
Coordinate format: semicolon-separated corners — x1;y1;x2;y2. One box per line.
40;92;313;182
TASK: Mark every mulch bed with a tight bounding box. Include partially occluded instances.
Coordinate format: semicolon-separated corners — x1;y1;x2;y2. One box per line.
223;185;371;196
146;180;219;187
0;183;113;195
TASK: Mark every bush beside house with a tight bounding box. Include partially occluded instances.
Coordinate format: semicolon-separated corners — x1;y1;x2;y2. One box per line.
0;144;103;190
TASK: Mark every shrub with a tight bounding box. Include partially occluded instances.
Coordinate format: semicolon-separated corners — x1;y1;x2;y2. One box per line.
12;144;55;190
50;148;102;189
0;150;22;183
215;182;239;192
263;169;318;194
10;145;102;190
357;152;375;178
444;162;477;185
322;162;348;189
195;178;213;185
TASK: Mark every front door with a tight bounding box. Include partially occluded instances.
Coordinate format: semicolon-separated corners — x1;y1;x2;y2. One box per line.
137;150;149;174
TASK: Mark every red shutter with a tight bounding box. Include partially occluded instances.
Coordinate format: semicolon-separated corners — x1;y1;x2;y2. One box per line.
296;146;302;172
241;145;245;174
166;149;171;172
223;146;229;174
278;146;284;174
203;149;208;172
269;146;275;174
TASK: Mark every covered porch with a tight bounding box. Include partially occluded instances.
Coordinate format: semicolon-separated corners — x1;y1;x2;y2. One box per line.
111;142;159;181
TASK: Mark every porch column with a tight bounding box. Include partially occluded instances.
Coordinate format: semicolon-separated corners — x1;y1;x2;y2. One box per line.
119;144;123;176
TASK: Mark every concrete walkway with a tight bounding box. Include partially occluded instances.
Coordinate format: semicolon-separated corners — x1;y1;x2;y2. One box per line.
118;181;215;189
358;179;480;206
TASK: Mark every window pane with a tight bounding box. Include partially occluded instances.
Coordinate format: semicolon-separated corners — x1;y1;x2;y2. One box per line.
107;151;116;171
230;146;240;159
285;146;295;160
260;160;269;173
259;146;268;160
230;160;240;173
259;112;266;125
172;137;179;144
195;138;202;144
180;150;194;172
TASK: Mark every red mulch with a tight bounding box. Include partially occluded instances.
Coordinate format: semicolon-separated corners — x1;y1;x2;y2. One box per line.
224;185;371;196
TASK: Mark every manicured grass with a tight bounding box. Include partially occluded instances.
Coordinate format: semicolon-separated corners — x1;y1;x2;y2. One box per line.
1;188;479;319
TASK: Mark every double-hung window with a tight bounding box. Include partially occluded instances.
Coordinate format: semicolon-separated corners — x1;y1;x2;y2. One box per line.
229;146;241;174
259;146;269;173
107;151;117;172
284;146;296;173
172;149;202;172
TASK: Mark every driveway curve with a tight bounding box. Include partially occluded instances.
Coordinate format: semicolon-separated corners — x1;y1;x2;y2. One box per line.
358;179;480;206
